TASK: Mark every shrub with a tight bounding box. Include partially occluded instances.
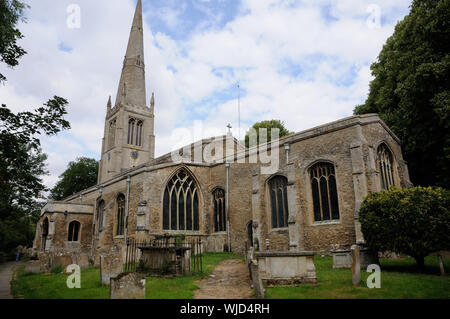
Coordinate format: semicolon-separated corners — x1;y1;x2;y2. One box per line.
359;186;450;270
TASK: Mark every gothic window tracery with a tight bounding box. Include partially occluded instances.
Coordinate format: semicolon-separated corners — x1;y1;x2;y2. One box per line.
163;169;200;231
377;144;395;190
310;162;340;222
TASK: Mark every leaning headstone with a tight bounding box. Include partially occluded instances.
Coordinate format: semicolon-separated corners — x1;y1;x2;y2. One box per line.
100;254;123;285
250;260;265;299
351;245;361;286
110;273;146;299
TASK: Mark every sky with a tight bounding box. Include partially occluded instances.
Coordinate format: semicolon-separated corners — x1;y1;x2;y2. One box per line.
0;0;412;190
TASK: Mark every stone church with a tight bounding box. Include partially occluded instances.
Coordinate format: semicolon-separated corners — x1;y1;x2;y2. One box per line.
32;0;412;264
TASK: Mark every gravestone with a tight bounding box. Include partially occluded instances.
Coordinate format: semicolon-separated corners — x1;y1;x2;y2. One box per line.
24;261;44;274
110;272;146;299
100;254;123;285
250;260;265;299
351;245;360;286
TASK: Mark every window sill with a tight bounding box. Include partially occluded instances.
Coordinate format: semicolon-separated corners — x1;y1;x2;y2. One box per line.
114;235;125;239
269;228;289;234
312;220;340;226
212;231;227;235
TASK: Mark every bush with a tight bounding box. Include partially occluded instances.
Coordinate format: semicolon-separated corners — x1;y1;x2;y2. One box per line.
359;186;450;269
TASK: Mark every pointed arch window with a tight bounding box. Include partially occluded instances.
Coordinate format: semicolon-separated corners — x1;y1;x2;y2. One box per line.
109;119;116;149
136;121;143;146
310;162;340;222
268;176;289;228
377;144;395;190
68;221;81;242
127;119;135;145
116;194;126;236
163;169;200;231
97;200;105;232
213;188;226;232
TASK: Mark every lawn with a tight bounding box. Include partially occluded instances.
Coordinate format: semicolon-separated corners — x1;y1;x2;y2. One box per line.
11;252;240;299
11;253;450;299
265;255;450;299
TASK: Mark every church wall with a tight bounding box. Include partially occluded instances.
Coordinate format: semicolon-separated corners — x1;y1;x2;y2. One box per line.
293;125;358;253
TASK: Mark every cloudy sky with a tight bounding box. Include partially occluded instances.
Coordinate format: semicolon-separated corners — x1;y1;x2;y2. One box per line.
0;0;412;190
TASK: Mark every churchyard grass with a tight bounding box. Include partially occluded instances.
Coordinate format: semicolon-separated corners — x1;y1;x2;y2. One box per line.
265;255;450;299
10;252;240;299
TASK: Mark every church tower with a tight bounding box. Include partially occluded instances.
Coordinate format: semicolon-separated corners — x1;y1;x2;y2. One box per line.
98;0;155;183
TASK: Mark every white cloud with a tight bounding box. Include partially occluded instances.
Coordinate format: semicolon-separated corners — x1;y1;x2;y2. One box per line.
0;0;411;190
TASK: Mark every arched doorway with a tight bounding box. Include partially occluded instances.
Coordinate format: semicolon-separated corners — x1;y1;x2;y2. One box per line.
42;217;49;250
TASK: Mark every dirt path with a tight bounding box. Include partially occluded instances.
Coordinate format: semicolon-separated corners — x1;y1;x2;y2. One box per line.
194;259;253;299
0;262;23;299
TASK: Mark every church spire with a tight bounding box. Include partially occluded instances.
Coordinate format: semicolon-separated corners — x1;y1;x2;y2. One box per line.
115;0;146;108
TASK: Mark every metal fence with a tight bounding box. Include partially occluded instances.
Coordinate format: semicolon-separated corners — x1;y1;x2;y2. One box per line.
124;237;203;274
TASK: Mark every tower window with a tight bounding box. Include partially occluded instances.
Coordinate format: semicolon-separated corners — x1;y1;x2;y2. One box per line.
108;119;116;149
310;162;340;222
127;118;143;146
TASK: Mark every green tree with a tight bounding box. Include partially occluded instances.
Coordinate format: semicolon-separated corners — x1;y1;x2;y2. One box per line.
50;157;99;201
244;120;292;148
354;0;450;188
0;0;29;83
359;187;450;270
0;1;71;256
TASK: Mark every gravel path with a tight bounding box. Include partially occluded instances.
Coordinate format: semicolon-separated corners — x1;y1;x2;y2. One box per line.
194;259;253;299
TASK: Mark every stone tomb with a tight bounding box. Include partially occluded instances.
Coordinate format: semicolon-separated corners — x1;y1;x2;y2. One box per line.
254;251;317;285
332;246;379;269
139;246;191;275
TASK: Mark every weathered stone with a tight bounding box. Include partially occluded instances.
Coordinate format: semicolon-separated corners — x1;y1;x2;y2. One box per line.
351;245;360;286
110;272;146;299
255;251;317;285
250;260;265;299
72;253;90;270
100;254;123;285
52;255;73;271
24;261;44;274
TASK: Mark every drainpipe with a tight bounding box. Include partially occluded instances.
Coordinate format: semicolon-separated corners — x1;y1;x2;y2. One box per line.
124;175;131;242
225;162;231;252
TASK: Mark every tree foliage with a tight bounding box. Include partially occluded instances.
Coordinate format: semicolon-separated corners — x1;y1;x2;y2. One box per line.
0;0;29;83
0;1;71;256
50;157;99;201
354;0;450;188
359;187;450;269
244;120;293;148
